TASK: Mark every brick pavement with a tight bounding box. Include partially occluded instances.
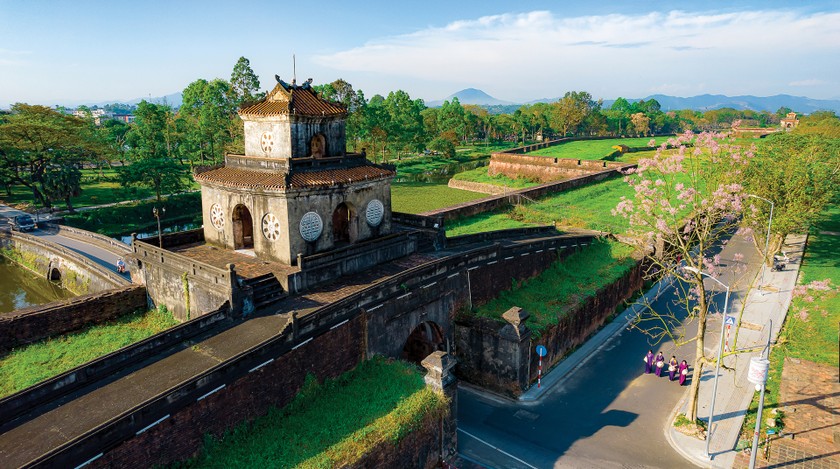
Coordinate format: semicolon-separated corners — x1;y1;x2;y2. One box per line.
171;242;300;279
733;358;840;469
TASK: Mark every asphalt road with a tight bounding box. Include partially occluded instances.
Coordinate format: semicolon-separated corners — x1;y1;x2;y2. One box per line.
457;230;763;469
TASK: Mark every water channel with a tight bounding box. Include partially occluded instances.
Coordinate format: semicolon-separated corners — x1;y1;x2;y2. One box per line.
0;257;74;314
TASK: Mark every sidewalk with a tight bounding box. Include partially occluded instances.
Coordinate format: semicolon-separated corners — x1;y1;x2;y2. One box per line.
666;233;807;468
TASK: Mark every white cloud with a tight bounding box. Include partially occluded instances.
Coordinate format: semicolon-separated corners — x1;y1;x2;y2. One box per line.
315;9;840;100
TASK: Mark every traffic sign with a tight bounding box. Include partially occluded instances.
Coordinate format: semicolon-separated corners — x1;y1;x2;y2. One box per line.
536;345;547;357
724;315;736;327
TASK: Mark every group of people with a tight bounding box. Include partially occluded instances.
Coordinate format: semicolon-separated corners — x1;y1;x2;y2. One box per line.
644;350;688;385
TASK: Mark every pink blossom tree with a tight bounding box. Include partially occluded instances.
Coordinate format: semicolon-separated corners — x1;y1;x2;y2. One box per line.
613;129;753;423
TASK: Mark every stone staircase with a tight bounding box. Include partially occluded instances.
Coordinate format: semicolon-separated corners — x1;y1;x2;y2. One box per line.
244;273;287;311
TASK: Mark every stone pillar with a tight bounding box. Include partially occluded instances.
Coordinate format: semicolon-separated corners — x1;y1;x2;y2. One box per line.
500;306;532;393
421;351;457;464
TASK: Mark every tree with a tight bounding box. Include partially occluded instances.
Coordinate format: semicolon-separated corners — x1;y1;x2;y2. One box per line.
180;79;237;163
742;132;840;265
0;104;101;209
630;112;651;136
42;164;82;212
438;98;467;144
613;130;753;423
230;57;261;105
384;90;426;159
118;157;186;202
428;137;456;158
550;91;596;136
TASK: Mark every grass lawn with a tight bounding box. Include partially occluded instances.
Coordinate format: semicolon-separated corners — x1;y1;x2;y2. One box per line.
526;137;667;160
446;174;635;235
451;166;542;189
472;239;637;334
1;167;200;212
391;181;488;214
182;357;447;468
0;306;177;398
62;192;203;237
740;203;839;441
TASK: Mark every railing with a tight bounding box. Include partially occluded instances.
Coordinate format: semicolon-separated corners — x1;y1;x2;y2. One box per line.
132;239;233;288
43;223;131;254
445;226;560;248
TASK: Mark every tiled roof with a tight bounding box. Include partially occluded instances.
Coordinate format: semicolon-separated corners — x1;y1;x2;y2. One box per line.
239;83;346;118
194;164;394;190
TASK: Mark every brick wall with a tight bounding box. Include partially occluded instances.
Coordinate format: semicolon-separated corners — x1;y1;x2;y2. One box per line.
0;285;147;353
93;314;366;467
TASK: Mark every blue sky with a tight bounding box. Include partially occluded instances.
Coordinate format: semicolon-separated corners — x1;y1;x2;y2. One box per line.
1;0;839;108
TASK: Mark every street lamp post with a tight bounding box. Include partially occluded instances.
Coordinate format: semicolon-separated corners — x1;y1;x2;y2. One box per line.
153;206;165;248
749;319;773;469
747;194;774;290
684;266;731;459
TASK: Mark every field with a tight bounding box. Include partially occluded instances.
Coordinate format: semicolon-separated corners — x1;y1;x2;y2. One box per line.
527;137;667;160
62;192;203;237
391;181;488;214
472;239;637;333
0;306;177;398
446;174;635;235
1;167;200;212
183;357;447;468
740;204;839;440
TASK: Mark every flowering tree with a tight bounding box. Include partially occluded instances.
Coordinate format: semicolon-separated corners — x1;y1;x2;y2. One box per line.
613;130;753;423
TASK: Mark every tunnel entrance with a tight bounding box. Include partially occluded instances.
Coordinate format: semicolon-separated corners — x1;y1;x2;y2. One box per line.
401;321;445;364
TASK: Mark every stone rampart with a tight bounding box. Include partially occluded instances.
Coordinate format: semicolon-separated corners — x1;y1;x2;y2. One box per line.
130;239;239;321
447;178;511;195
489;153;627;182
423;167;630;222
0;231;128;295
290;232;419;293
455;258;645;396
0;306;228;431
0;284;146;354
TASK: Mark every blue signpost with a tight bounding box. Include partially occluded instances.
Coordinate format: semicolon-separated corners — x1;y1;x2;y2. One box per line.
536;345;547;388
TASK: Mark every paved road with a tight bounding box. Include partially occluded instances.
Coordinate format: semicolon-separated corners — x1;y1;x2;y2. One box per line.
458;230;763;469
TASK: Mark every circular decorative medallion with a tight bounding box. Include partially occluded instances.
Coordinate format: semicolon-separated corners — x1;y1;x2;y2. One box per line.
260;132;274;154
210;204;225;230
261;213;282;241
299;212;323;242
366;199;384;227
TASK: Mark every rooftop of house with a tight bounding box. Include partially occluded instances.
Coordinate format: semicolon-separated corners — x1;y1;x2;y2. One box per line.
194;163;395;191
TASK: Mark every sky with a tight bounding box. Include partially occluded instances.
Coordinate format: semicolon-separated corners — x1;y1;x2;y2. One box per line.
1;0;839;108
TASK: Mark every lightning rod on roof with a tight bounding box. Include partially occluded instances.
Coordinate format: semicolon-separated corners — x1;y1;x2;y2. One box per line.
293;54;296;85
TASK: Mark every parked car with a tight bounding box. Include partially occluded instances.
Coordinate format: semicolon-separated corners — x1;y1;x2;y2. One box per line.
10;214;37;232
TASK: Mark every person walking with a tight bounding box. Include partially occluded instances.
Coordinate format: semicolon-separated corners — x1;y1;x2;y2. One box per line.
668;356;678;381
678;360;689;386
643;349;654;374
654;352;665;377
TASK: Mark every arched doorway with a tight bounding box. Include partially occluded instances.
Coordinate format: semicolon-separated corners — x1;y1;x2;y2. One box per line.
232;205;254;250
401;321;445;364
48;267;61;282
332;203;353;244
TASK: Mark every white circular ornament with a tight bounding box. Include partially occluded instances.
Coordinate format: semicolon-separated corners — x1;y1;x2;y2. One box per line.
366;199;384;227
299;212;323;242
260;132;274;154
261;213;282;241
210;204;225;230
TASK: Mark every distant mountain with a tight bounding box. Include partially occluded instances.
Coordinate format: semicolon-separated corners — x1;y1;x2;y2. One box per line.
635;94;840;114
427;88;514;107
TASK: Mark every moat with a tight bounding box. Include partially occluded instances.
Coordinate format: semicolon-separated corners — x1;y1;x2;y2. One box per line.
0;257;74;314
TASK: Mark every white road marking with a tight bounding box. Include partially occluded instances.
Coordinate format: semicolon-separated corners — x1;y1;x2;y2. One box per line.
458;428;539;469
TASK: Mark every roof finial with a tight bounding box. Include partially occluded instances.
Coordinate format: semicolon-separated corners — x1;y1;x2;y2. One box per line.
292;54;296;85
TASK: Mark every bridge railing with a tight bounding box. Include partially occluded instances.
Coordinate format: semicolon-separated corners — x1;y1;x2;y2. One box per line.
0;230;128;287
43;223;132;255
